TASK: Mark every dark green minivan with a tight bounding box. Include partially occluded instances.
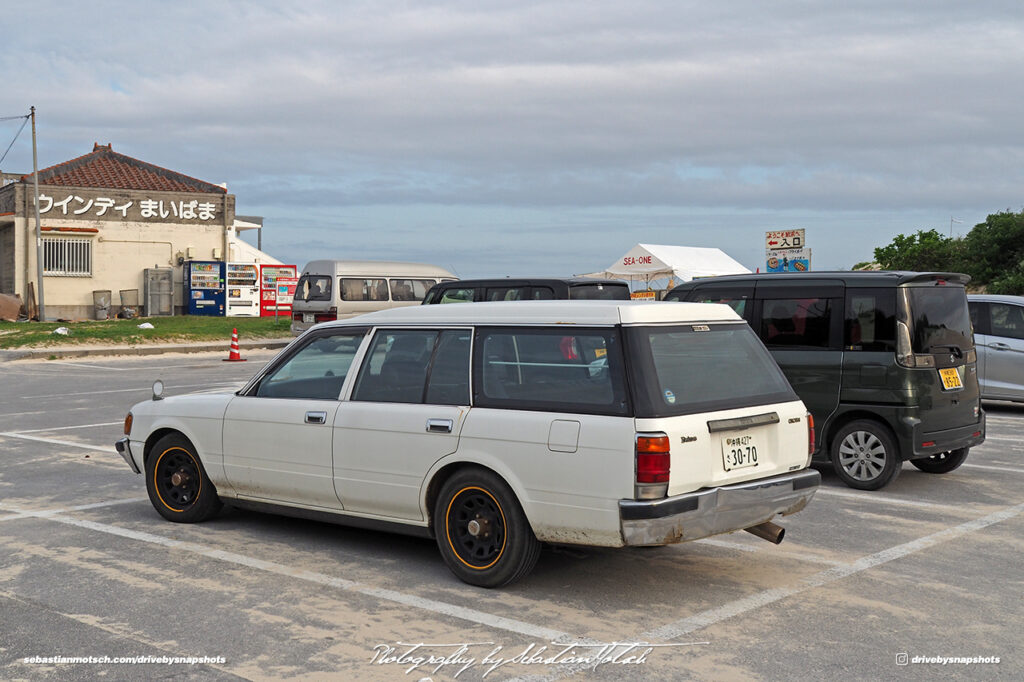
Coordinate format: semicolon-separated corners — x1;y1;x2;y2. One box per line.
666;272;986;490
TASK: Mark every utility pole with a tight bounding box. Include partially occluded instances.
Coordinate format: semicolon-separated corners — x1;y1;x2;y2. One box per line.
31;106;45;321
949;216;963;237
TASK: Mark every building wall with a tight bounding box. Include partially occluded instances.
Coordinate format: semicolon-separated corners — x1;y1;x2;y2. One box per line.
1;182;248;319
0;221;14;294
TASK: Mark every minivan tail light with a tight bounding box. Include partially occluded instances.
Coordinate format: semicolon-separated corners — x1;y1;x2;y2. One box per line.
314;313;337;323
636;434;670;485
293;312;302;322
807;412;815;457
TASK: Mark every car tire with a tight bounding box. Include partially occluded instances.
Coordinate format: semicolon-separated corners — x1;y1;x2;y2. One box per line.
910;447;970;474
146;433;222;523
830;420;902;490
433;468;541;588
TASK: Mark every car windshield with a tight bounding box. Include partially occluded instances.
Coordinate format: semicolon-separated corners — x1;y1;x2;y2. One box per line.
626;323;797;417
569;283;631;300
905;286;974;354
294;275;332;302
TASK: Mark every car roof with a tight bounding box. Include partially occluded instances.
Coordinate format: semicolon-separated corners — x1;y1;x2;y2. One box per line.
967;293;1024;303
314;300;742;327
300;260;456;278
670;271;971;288
429;277;627;287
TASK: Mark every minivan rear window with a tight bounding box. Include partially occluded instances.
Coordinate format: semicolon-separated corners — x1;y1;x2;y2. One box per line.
569;283;631;300
626;324;797;417
294;275;332;302
905;286;974;354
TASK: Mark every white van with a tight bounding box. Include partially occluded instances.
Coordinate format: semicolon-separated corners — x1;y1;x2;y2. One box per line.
291;260;457;335
118;300;819;587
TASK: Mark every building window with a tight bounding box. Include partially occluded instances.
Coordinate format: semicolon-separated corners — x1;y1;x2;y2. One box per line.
43;237;92;276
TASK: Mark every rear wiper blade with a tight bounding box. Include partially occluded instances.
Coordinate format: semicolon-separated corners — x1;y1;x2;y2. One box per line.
927;344;963;358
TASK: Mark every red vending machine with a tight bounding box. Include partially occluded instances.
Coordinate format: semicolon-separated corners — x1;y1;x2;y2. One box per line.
260;264;298;317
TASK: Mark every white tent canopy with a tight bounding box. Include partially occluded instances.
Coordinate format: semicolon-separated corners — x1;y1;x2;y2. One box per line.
580;243;750;289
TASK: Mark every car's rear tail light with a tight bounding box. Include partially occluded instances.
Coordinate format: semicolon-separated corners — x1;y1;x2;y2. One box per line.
314;313;337;323
123;412;133;436
807;412;815;457
636;433;670;500
293;312;302;322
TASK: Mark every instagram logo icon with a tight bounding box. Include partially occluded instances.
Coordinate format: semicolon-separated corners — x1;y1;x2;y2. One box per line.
896;653;909;666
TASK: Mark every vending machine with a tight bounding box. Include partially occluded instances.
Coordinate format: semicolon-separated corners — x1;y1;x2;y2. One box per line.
185;261;226;316
226;263;261;317
260;264;298;317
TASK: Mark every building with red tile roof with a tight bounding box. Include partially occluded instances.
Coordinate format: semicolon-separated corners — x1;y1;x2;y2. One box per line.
0;145;284;319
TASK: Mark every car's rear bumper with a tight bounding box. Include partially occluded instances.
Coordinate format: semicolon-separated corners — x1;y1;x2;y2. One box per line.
912;412;986;458
115;437;141;474
618;469;820;546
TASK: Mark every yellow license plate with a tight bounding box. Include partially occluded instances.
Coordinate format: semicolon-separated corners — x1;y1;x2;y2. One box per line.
939;367;963;390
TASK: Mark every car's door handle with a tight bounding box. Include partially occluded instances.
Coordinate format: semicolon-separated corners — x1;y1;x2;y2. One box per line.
305;411;327;424
426;418;454;433
990;342;1011;351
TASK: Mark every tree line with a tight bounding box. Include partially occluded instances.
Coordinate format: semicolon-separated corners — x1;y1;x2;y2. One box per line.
869;209;1024;294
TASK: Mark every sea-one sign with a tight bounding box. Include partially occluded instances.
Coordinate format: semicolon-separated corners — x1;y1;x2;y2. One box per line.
623;254;654;266
26;188;230;225
765;229;805;251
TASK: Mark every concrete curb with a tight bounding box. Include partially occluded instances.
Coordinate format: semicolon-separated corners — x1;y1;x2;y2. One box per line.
0;338;293;362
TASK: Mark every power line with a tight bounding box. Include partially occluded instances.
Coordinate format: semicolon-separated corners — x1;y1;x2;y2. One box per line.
0;113;31;166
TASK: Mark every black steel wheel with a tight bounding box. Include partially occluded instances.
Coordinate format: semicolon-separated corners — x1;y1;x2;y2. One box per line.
830;420;902;490
911;447;970;474
433;468;540;587
146;433;222;523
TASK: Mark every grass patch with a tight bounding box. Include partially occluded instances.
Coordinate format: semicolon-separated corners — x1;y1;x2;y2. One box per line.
0;316;293;349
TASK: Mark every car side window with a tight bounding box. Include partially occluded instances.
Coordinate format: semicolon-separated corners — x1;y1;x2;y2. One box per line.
390;279;435;302
475;328;628;414
425;330;472;405
341;278;389;301
440;287;476;303
989;303;1024;340
761;298;831;348
352;330;438;403
255;331;366;399
486;287;529;301
844;290;896;351
531;287;555;300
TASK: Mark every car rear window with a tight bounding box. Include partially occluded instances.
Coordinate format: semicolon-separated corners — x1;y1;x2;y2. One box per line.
626;323;798;417
905;286;974;353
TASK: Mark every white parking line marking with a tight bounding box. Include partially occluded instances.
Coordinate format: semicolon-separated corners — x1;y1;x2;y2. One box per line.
644;501;1024;640
7;508;572;642
0;497;148;520
56;362;134;371
697;539;847;567
10;421;123;434
0;432;112;453
963;463;1024;474
979;435;1023;443
815;488;952;510
22;382;239;399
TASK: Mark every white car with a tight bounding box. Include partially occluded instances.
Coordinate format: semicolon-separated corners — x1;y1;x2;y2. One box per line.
117;301;819;587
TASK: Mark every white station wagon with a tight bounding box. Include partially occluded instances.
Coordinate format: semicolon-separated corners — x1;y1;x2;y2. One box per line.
116;301;820;587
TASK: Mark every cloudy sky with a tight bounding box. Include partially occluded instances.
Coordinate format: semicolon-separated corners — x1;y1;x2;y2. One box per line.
2;1;1023;278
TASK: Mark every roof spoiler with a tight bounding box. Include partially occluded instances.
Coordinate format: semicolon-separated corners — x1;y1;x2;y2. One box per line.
898;272;971;285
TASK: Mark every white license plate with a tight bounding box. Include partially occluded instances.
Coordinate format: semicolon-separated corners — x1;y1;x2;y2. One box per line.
722;434;760;471
303;313;314;323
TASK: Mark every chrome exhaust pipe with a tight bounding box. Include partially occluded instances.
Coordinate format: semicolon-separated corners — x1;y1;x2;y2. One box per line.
744;521;785;544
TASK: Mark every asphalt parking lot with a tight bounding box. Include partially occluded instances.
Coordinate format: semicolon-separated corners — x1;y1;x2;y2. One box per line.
1;352;1021;681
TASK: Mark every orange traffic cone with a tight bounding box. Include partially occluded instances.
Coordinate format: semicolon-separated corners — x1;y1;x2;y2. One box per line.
223;328;246;362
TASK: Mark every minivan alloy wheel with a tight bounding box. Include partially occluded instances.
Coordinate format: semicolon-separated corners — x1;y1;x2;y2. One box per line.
837;430;887;481
829;420;901;490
